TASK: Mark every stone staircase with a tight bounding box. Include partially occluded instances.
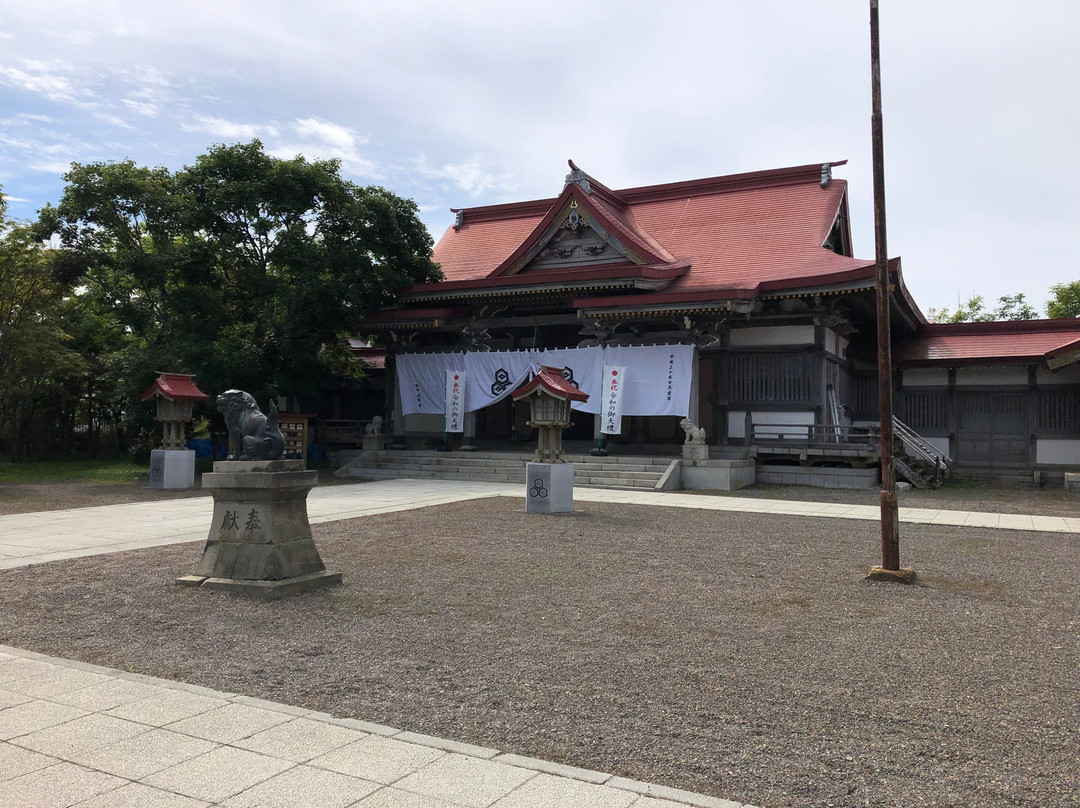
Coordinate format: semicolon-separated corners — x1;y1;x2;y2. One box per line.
333;449;679;490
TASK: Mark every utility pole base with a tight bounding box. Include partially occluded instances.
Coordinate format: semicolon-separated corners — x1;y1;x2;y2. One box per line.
866;566;918;585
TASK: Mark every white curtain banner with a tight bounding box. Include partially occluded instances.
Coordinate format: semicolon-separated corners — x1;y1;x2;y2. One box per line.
463;350;536;412
397;344;694;419
602;344;695;417
396;353;464;415
536;347;605;413
445;370;465;432
600;366;626;434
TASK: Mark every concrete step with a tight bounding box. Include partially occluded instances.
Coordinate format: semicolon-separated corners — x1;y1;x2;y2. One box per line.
571;469;663;481
370;450;675;465
364;458;668;474
365;465;662;484
337;448;678;492
340;458;666;490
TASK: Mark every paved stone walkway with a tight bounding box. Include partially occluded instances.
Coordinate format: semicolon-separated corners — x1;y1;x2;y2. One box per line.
0;645;744;808
0;477;1075;807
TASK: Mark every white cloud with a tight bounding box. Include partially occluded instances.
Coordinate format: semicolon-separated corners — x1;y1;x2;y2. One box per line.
29;160;73;174
180;115;278;140
123;99;158;116
0;113;55;126
97;114;132;129
50;29;99;47
293;118;363;153
0;60;84;103
413;157;509;198
268;118;379;177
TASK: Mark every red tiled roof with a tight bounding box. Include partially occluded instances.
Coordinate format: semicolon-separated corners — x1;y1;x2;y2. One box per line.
512;366;590;403
895;320;1080;365
428;162;865;297
140;373;210;401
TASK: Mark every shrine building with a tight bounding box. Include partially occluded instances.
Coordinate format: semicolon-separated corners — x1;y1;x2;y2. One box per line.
356;160;1080;486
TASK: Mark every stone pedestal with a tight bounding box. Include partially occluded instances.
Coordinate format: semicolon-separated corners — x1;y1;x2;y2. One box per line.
526;462;574;513
866;566;918;585
682;443;709;464
150;449;196;490
362;435;385;452
177;459;341;598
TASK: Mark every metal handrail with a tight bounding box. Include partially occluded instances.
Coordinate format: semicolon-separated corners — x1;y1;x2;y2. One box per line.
748;419;951;463
748;422;881;447
892;417;952;467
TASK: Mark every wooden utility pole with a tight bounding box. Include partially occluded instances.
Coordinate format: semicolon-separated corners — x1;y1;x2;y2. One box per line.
868;0;912;582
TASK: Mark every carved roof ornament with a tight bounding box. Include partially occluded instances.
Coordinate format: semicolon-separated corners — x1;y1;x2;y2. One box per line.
563;207;584;231
563;159;592;194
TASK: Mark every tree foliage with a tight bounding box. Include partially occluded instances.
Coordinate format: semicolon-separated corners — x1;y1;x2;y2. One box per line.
34;140;440;425
1046;280;1080;319
926;292;1038;324
0;194;91;458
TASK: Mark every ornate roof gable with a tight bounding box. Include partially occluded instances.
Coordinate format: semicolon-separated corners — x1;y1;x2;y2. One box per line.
488;161;676;279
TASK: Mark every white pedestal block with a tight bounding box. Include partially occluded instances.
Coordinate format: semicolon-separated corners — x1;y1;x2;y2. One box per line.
526;462;574;513
682;443;709;464
150;449;196;489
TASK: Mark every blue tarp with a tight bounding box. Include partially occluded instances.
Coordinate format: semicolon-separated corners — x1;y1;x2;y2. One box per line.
186;439;214;458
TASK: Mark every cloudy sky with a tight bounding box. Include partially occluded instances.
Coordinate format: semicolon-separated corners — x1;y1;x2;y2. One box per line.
1;0;1076;314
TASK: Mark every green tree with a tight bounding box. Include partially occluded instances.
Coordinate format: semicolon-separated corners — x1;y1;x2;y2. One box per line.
0;193;88;459
926;292;1038;323
925;294;995;324
992;292;1038;321
36;140;441;408
1046;280;1080;318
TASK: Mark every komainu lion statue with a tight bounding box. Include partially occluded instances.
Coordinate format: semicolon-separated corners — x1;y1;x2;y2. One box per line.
217;390;286;461
679;417;706;445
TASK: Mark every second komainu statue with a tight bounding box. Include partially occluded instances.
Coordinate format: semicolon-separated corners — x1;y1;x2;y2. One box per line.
216;390;286;461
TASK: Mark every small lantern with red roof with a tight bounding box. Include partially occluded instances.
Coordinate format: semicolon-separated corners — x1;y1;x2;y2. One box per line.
141;372;210;450
511;365;589;463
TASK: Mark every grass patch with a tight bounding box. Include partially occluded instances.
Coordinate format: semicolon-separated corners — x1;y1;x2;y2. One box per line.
919;574;1006;597
946;537;992;555
0;457;148;485
747;593;815;615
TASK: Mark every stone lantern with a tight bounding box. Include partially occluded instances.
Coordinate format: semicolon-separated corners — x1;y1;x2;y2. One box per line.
141;373;209;489
511;365;589;512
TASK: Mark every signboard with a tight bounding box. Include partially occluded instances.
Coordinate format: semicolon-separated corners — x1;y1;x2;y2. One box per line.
445;370;465;432
600;366;625;435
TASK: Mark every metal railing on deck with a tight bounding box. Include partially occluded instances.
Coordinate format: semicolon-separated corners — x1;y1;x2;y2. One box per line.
746;421;881;447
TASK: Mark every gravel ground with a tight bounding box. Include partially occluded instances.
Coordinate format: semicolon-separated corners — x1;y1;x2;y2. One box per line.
1;498;1077;807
